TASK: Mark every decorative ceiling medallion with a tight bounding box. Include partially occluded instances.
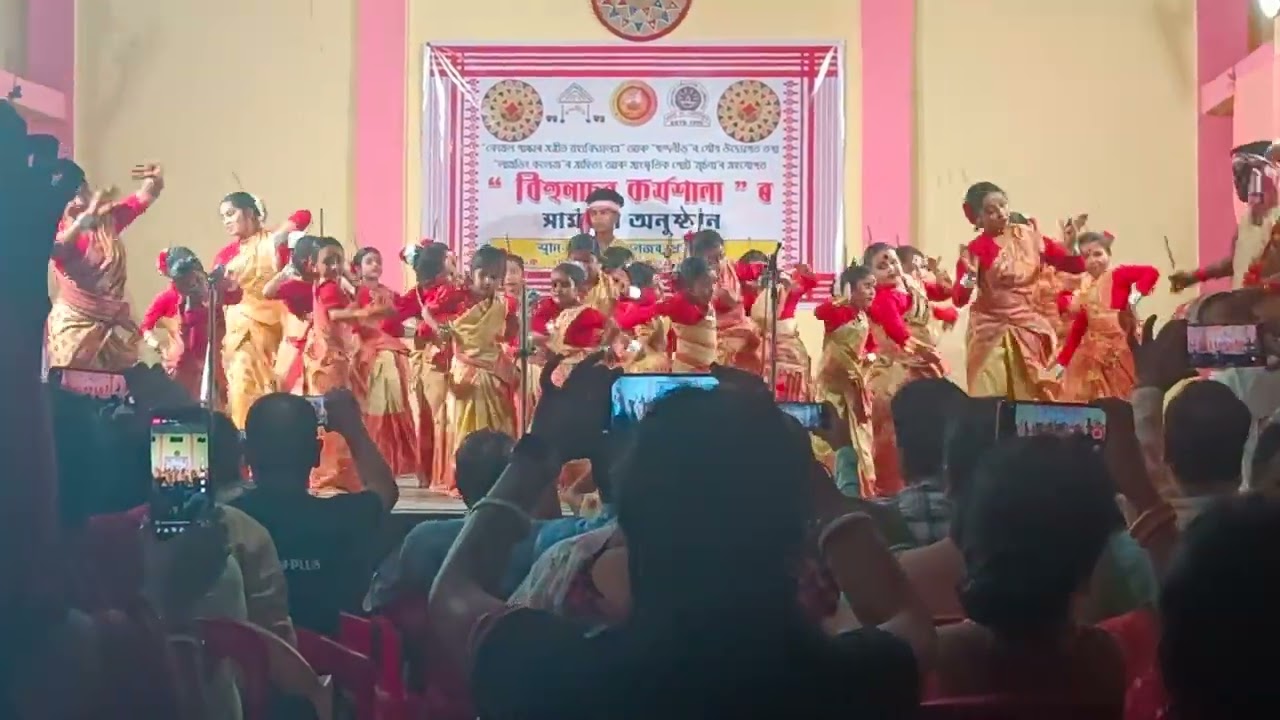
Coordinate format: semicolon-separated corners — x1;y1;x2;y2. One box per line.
591;0;693;43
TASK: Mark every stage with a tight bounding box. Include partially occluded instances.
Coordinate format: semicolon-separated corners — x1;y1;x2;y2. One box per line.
392;482;466;516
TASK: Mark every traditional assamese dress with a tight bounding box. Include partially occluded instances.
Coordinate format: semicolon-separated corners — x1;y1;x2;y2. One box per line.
953;224;1085;399
584;277;618;317
620;293;716;373
751;267;817;401
613;287;670;373
273;278;360;493
399;282;466;491
713;257;762;373
865;276;953;495
447;293;518;458
140;283;241;403
352;282;418;478
1036;266;1083;346
217;232;286;428
47;194;152;371
1056;265;1159;402
812;302;877;497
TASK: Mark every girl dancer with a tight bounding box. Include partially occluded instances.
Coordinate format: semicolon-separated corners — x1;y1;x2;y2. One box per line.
48;163;164;371
351;247;418;477
447;245;518;454
953;181;1085;399
619;256;717;372
531;262;614;386
751;263;817;401
400;242;464;491
213;191;312;427
568;233;616;315
612;261;669;372
812;264;880;496
1054;232;1159;401
504;253;541;432
689;229;761;372
864;242;949;493
141;246;240;402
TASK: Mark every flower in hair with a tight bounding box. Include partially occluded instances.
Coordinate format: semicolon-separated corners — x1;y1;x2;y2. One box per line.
401;244;421;266
156;249;170;276
250;194;267;220
1102;231;1116;242
683;230;695;243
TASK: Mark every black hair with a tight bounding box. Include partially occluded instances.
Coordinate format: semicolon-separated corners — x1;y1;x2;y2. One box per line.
222;191;264;219
1160;494;1280;719
690;229;725;257
243;393;321;481
552;261;588;288
838;264;873;292
626;261;657;290
601;245;634;272
956;435;1116;638
470;244;507;273
1163;380;1251;492
891;378;967;481
861;241;896;267
49;385;151;527
290;235;322;271
352;246;381;270
585;186;625;208
962;181;1004;228
567;233;598;258
454;429;515;508
414;242;450;284
506;253;525;269
676;255;712;287
739;249;768;264
160;246;204;280
895;245;924;267
315;236;343;252
1075;231;1112;254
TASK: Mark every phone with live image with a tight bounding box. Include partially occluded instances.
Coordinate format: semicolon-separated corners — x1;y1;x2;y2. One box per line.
1187;324;1265;369
149;412;213;539
610;373;719;430
303;395;328;428
777;401;827;430
996;401;1107;451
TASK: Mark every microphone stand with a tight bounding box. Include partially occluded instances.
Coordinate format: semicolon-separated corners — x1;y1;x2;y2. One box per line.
765;246;781;400
518;285;532;433
199;268;222;408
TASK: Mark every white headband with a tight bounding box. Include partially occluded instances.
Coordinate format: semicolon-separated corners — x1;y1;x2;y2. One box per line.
588;200;621;213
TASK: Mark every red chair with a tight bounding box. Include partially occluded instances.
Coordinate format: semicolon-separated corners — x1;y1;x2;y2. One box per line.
337;612;426;720
197;618;271;720
298;628;376;720
920;697;1122;720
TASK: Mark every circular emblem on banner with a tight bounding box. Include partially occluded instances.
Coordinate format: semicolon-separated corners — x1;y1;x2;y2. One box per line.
481;80;545;143
591;0;693;42
611;81;658;126
716;79;782;144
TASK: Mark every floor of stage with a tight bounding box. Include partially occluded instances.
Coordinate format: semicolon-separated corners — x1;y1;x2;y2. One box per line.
392;477;466;516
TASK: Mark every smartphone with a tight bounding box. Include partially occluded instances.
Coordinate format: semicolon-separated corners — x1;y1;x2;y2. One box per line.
1187;323;1265;368
303;395;328;428
778;401;826;430
997;401;1107;449
48;367;129;401
610;373;719;430
149;413;213;538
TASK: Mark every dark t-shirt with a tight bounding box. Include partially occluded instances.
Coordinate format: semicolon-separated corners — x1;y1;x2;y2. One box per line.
232;487;384;635
472;607;919;720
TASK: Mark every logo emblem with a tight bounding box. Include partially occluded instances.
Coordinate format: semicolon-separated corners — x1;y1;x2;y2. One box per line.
664;81;710;128
611;81;658;126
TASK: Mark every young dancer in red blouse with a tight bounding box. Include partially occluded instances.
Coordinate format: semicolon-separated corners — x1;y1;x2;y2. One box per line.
618;256;718;372
1054;232;1159;402
141;246;242;403
751;261;819;401
530;262;614;387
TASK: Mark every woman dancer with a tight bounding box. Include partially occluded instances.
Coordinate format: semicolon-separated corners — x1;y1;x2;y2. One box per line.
350;247;418;477
264;236;370;491
953;182;1085;399
213;191;312;427
751;263;817;401
613;261;669;372
141;246;240;402
447;245;518;456
48;163;164;371
399;242;464;491
690;229;761;372
812;264;880;496
618;256;717;373
862;243;951;492
1054;232;1159;401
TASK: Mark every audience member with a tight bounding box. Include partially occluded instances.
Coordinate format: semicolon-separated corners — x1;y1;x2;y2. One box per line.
1250;416;1280;494
532;433;620;558
1162;380;1252;526
233;389;397;635
880;378;967;546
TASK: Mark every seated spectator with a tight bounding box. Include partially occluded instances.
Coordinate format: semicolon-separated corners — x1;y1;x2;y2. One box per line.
932;435;1125;707
1162;380;1251;526
1158;494;1280;720
433;356;928;719
233;389;398;635
879;378;966;547
367;429;536;611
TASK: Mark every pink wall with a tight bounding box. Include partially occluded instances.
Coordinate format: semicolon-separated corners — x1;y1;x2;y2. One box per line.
21;0;74;153
354;0;409;288
859;0;915;251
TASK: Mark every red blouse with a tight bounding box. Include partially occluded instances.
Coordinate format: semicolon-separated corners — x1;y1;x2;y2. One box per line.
275;278;316;319
736;260;767;315
530;297;561;336
51;194;151;269
139;286;215;360
813;300;857;337
356;284;405;338
780;270;818;321
866;285;915;347
953;230;1086;307
559;306;609;349
1057;265;1160;366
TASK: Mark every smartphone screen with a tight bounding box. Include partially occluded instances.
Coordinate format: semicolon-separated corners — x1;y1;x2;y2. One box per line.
610;374;719;430
303;395;328;427
49;367;129;401
778;401;825;430
149;415;212;538
998;401;1107;449
1187;324;1264;368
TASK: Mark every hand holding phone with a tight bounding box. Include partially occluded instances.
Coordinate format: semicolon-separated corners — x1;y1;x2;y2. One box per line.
996;401;1107;450
149;413;213;539
610;373;719;430
778;401;826;430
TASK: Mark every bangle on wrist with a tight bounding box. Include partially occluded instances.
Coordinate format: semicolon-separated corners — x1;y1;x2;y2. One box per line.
1128;501;1177;547
1192;268;1210;283
469;497;533;531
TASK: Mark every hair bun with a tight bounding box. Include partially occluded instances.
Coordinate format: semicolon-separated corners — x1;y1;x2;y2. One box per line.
156;249;170;276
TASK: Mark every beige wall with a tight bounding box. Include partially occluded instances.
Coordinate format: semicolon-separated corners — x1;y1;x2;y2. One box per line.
74;0;357;319
916;0;1197;376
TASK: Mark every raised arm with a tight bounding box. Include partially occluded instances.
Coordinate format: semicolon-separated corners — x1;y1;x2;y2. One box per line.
267;210;313;270
140;289;180;349
1110;265;1161;309
1170;229;1236;292
1040;235;1087;274
1056;310;1088;368
865;290;913;348
260;267;298;300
